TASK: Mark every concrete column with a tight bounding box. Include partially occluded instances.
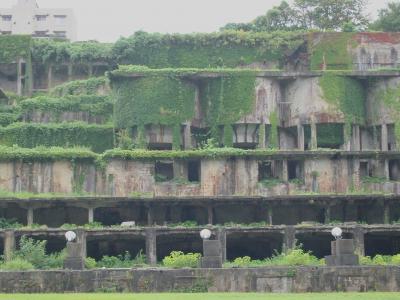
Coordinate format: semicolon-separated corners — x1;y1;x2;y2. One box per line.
16;59;23;96
147;206;154;226
383;201;390;224
343;124;351;151
145;228;157;266
47;65;53;90
27;207;34;226
353;226;365;256
352;158;361;191
310;120;317;150
88;207;94;223
258;124;266;149
4;230;16;261
384;159;390;180
324;206;331;224
283;226;296;253
183;123;192;150
352;125;360;151
282;160;288;182
67;64;73;82
207;205;213;225
381;123;388;151
76;229;87;259
216;228;226;262
267;206;273;225
297;123;305;150
88;64;93;77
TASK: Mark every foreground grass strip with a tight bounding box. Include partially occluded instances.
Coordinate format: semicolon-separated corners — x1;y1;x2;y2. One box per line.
1;293;400;300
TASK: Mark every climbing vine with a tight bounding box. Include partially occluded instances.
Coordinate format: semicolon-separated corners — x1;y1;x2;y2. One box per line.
308;32;356;70
319;72;365;141
50;77;109;97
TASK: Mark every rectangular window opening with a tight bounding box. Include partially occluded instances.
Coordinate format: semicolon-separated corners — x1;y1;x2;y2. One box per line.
155;161;174;182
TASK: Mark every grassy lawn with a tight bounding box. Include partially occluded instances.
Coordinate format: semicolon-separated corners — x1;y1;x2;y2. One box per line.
1;293;400;300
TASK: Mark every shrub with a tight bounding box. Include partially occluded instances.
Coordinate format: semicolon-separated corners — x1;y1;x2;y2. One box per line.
0;218;22;229
232;256;252;267
162;251;201;268
0;258;34;270
96;250;146;268
85;257;97;269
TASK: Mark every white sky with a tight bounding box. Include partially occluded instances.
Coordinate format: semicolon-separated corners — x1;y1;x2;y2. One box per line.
1;0;392;42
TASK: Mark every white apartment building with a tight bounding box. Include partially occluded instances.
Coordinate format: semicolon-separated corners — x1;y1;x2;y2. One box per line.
0;0;77;41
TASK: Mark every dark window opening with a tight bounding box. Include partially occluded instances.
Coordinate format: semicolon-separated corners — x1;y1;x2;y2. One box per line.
389;160;400;181
157;234;202;260
288;160;303;181
359;161;370;178
191;126;210;148
155;161;173;182
296;232;350;259
148;143;172;150
317;123;344;149
388;124;396;151
188;160;200;182
227;233;283;260
258;161;273;181
365;233;400;257
87;236;145;261
233;123;259;149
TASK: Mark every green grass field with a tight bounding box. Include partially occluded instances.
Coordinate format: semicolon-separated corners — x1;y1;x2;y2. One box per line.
0;293;400;300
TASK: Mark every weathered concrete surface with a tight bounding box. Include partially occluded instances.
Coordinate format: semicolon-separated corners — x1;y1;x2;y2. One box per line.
0;266;399;293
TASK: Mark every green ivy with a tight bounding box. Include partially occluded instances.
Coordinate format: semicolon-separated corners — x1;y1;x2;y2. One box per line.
319;72;365;140
0;35;32;63
112;31;305;68
377;84;400;143
0;122;114;153
20;95;113;122
308;32;356;70
50;77;109;97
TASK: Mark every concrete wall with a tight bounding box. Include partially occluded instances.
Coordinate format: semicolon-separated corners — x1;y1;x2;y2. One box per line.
0;266;399;293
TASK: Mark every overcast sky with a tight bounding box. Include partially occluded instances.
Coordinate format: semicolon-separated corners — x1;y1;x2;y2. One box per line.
1;0;392;42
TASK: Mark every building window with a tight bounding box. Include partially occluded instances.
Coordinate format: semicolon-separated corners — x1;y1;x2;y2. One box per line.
34;31;48;37
1;15;12;22
53;31;66;38
54;15;66;25
35;15;47;21
155;161;174;182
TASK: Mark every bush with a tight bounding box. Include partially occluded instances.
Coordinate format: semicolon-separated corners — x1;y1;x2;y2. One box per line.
85;257;97;269
12;236;65;269
96;250;146;268
0;218;22;229
0;258;34;270
162;251;201;268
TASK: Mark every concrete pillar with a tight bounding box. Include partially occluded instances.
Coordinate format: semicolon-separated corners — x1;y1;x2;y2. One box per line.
27;207;34;226
145;228;157;266
383;201;390;224
384;159;390;180
267;206;273;225
216;228;226;262
207;205;213;225
297;123;305;150
75;229;87;259
183;123;192;150
258;124;266;149
310;120;317;150
88;207;94;223
352;226;365;256
16;59;23;96
343;124;351;151
352;125;360;151
173;160;186;179
283;226;296;253
324;206;331;224
47;65;53;90
282;160;288;182
88;64;93;77
147;206;154;226
67;64;73;82
382;123;388;151
352;158;361;191
4;230;16;261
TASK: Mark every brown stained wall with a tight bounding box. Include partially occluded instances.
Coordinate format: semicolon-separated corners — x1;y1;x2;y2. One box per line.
200;159;236;196
105;160;154;196
285;77;344;127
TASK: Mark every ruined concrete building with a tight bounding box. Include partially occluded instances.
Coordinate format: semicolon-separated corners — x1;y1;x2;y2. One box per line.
0;31;400;263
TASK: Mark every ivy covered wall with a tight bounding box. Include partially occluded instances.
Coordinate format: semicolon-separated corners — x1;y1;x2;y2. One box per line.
0;122;113;153
112;31;305;68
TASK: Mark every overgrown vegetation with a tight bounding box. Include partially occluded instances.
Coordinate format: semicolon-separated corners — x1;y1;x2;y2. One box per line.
162;251;201;268
50;77;109;97
0;122;114;153
89;251;147;268
224;248;323;268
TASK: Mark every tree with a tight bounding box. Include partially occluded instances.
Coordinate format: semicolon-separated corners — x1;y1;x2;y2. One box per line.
220;0;369;32
371;2;400;32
